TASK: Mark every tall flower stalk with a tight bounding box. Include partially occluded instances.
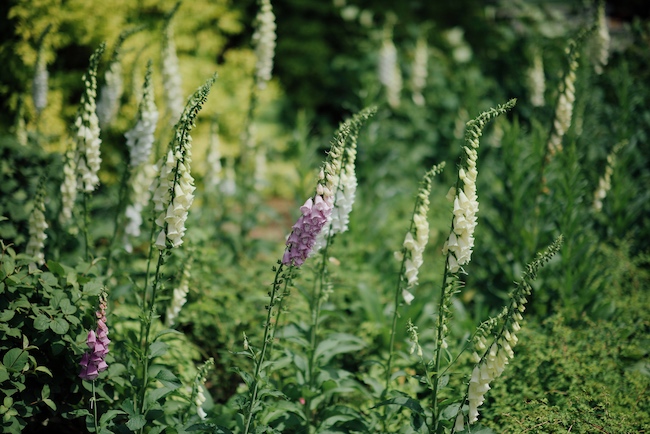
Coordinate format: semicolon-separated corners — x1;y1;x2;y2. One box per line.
432;99;516;430
452;237;562;431
411;34;428;106
162;1;184;127
69;43;105;259
591;1;610;75
242;108;374;434
137;74;215;417
386;162;445;390
122;61;159;252
593;140;626;212
378;21;402;109
239;0;277;241
26;179;48;273
32;25;51;118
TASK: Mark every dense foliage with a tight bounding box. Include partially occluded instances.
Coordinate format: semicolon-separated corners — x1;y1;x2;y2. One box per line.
1;0;649;433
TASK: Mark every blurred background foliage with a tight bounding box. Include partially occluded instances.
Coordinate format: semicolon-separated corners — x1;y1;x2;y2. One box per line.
1;0;650;431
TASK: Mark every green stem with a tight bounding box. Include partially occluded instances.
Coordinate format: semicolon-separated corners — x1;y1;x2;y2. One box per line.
139;249;165;420
83;192;90;261
91;379;99;433
239;80;259;244
243;263;284;434
106;163;132;278
431;257;451;431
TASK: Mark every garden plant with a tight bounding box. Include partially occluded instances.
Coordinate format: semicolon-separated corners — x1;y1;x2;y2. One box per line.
0;0;649;433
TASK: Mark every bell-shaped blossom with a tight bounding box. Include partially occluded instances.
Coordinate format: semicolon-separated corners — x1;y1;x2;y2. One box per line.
397;164;443;303
378;34;402;108
282;195;333;267
96;59;123;128
32;52;48;114
79;291;110;381
411;36;428;106
166;260;191;326
548;58;578;156
60;151;78;223
74;44;105;193
162;22;184;124
252;0;276;89
592;3;610;75
125;66;158;167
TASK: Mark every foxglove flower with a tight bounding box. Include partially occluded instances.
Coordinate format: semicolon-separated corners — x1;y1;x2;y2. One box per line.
193;358;214;420
26;185;48;271
221;157;237;196
151;75;216;250
60;150;78;223
126;63;158;166
79;290;110;381
593;141;625;212
166;259;191;326
252;0;277;89
74;44;105;193
282;195;333;267
396;163;444;304
162;16;184;124
411;36;428;106
592;2;610;75
32;49;48;115
443;100;516;274
96;58;123;128
457;237;562;427
527;50;545;107
548;51;578;156
378;33;402;109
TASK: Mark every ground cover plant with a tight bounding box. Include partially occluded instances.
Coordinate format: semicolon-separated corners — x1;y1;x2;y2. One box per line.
1;0;649;433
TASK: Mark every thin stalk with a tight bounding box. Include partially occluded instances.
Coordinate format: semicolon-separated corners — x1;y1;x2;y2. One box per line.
385;197;419;390
91;379;99;433
138;249;165;424
105;163;132;277
82;192;90;261
243;263;284;434
239;80;259;243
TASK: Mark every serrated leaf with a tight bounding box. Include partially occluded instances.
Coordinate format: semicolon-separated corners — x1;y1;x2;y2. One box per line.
50;318;69;335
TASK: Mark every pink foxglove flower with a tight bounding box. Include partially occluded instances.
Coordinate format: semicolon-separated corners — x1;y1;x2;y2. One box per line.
282;195;333;267
79;291;110;381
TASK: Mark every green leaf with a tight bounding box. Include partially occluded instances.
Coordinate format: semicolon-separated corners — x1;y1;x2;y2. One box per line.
374;396;425;415
99;409;126;426
33;315;51;331
46;261;65;277
50;318;69;335
125;414;146;431
148;341;168;359
3;348;28;373
0;310;15;322
34;366;53;377
153;328;181;341
42;398;56;411
60;298;76;315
